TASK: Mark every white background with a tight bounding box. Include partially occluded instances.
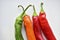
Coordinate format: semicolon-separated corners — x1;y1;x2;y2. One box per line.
0;0;60;40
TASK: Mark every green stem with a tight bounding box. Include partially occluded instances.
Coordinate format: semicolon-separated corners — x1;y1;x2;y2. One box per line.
21;5;32;17
33;5;37;16
18;5;24;11
41;2;44;12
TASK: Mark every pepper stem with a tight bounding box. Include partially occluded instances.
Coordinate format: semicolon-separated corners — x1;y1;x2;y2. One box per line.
21;5;32;17
33;5;37;16
41;2;44;13
18;5;24;11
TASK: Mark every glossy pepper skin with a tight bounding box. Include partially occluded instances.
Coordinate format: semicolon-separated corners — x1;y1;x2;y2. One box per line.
39;3;56;40
32;5;44;40
15;5;31;40
15;5;24;40
23;5;36;40
23;15;36;40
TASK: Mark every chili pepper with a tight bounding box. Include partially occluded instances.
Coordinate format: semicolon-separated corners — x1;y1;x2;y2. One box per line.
39;3;56;40
32;5;44;40
23;5;36;40
14;5;31;40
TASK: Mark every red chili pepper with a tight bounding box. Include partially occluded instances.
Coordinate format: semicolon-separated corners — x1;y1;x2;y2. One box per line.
39;3;56;40
32;5;44;40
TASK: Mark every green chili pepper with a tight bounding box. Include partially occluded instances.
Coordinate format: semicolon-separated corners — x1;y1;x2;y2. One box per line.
14;5;32;40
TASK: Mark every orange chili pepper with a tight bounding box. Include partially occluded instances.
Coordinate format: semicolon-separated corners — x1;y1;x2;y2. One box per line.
22;5;36;40
23;15;36;40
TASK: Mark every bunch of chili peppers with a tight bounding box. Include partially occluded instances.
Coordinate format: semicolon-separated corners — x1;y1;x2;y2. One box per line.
14;2;56;40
